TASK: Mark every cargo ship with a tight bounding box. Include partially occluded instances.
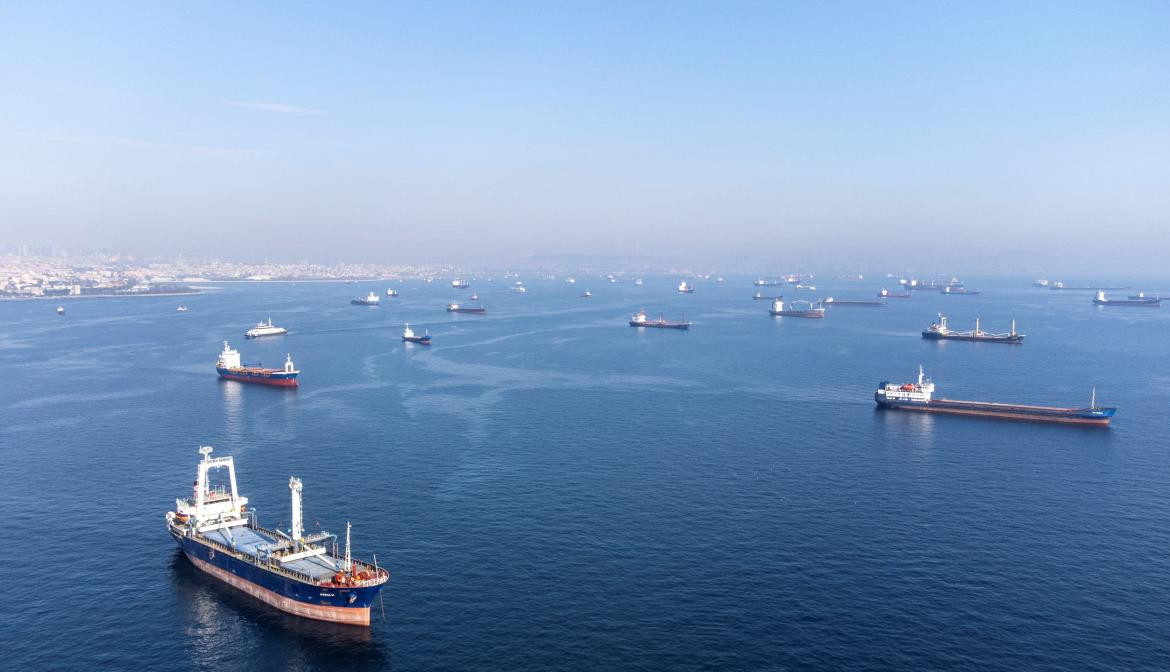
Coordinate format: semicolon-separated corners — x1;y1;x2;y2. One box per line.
451;279;470;289
753;291;779;300
754;278;782;287
629;309;690;330
878;288;911;299
677;281;694;293
769;298;825;318
874;367;1115;426
216;341;299;387
1094;290;1160;307
351;292;380;306
941;286;981;295
447;302;486;314
245;318;288;339
922;314;1023;343
824;297;886;307
166;447;389;625
401;324;431;345
385;288;399;297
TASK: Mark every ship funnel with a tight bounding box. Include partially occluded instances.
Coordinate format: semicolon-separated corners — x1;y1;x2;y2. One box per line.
289;477;304;542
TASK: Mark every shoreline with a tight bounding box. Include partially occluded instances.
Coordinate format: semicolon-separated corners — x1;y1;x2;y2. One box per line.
0;287;214;302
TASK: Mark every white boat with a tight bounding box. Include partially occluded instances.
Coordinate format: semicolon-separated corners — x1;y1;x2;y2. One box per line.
176;305;189;312
634;278;643;286
56;306;65;315
351;292;380;306
677;281;694;293
564;277;576;285
581;290;592;298
245;318;288;339
386;288;399;297
512;285;527;294
451;279;469;289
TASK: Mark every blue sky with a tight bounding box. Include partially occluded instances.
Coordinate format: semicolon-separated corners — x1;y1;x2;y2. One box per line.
1;1;1167;270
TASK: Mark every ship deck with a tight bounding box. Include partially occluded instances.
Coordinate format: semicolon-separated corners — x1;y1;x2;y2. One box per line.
198;525;341;581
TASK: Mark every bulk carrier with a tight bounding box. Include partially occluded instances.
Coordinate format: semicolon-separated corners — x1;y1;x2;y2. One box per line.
166;447;389;625
769;298;825;318
629;309;690;330
922;314;1023;343
1093;290;1160;307
216;342;299;387
875;367;1115;426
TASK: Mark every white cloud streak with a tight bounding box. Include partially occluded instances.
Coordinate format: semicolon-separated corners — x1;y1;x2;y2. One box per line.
33;133;266;158
223;100;327;115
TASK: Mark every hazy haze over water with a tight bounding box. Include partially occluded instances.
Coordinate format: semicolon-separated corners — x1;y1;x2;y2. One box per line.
1;2;1168;271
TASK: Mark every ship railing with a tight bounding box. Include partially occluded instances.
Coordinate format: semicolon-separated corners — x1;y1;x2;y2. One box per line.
198;534;321;585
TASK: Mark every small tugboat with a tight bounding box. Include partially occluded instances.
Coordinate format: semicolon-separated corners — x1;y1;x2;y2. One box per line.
402;324;431;345
793;283;817;292
941;285;981;295
824;297;886;307
177;305;189;312
878;288;911;299
56;305;65;315
166;446;389;625
351;292;380;306
470;292;480;301
451;279;470;289
1093;290;1160;307
447;301;486;314
875;366;1114;426
922;314;1024;343
386;288;399;297
215;342;299;387
769;298;825;318
581;290;592;298
677;280;694;293
634;278;644;286
245;318;288;339
629;309;690;330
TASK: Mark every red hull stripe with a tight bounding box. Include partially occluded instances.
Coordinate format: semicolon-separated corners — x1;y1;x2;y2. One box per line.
220;374;299;387
187;553;371;625
890;405;1110;425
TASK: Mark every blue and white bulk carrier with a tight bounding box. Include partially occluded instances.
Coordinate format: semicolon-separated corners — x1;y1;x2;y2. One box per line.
166;447;389;625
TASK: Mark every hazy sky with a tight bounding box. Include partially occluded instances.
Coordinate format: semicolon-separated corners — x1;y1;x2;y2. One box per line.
2;2;1168;271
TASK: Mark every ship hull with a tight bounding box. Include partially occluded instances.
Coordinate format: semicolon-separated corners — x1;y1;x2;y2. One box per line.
171;531;381;625
217;367;299;387
1093;299;1160;307
403;337;431;345
629;322;689;330
447;308;486;314
922;332;1024;343
875;397;1113;425
769;310;824;318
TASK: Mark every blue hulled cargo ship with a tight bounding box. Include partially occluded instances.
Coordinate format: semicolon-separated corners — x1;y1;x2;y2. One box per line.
216;341;300;387
166;447;389;625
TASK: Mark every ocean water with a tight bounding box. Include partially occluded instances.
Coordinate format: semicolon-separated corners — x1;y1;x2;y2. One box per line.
2;276;1170;671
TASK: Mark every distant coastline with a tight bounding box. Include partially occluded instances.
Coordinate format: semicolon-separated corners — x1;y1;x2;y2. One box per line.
0;285;209;301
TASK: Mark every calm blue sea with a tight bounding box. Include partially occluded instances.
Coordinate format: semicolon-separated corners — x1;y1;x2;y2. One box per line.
3;276;1170;671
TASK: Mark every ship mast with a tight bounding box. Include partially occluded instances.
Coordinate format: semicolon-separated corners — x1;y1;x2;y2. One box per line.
289;477;304;545
344;521;352;572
